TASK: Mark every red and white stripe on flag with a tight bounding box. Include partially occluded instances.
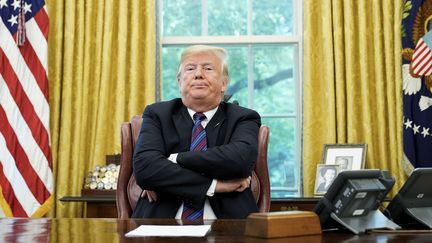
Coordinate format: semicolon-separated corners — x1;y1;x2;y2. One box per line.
0;0;53;217
412;38;432;76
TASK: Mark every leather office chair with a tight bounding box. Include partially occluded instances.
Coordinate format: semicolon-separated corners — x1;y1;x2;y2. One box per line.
116;115;270;219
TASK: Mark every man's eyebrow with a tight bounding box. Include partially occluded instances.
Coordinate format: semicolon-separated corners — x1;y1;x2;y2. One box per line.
183;63;197;66
202;62;216;66
184;62;215;66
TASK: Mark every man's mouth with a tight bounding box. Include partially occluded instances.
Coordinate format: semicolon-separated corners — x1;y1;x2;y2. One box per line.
192;83;207;88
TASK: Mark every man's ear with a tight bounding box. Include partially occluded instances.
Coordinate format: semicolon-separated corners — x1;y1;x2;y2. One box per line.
221;78;228;92
177;78;182;90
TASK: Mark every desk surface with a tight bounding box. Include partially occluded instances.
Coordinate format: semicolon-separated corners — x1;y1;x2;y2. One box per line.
1;218;432;243
58;196;323;218
60;195;116;202
59;196;322;203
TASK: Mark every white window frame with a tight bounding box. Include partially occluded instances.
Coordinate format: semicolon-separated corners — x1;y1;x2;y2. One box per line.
158;0;304;196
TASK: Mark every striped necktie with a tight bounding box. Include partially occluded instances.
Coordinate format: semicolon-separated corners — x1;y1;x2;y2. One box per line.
181;112;207;220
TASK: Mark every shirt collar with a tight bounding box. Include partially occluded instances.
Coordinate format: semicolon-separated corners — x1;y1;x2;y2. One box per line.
187;106;219;128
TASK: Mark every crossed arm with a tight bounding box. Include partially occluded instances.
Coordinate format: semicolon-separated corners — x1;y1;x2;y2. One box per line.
133;105;260;207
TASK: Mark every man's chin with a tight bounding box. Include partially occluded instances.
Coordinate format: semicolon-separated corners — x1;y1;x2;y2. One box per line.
190;96;208;102
189;91;209;99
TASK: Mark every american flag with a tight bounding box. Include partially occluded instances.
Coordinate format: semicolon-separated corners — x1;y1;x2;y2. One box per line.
411;31;432;76
0;0;53;217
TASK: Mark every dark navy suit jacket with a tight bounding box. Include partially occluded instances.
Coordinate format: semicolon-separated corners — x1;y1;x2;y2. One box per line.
132;98;261;219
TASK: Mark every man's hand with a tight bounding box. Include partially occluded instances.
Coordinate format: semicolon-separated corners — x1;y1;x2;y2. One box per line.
140;190;158;202
215;176;251;193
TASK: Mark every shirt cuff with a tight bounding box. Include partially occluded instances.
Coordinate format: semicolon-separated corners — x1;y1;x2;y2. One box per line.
206;179;217;197
168;153;178;163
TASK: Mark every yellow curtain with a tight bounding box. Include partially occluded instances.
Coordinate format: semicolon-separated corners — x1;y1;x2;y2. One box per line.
46;0;156;217
303;0;406;196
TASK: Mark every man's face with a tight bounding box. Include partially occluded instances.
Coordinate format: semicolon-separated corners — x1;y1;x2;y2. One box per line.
177;52;227;110
324;169;336;181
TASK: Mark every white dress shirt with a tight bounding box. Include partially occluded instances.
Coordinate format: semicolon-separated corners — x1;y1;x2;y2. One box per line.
170;106;219;219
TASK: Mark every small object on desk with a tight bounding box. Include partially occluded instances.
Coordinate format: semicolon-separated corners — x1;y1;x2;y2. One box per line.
245;211;322;238
104;182;112;190
82;161;120;196
89;182;97;190
125;225;211;237
97;182;104;190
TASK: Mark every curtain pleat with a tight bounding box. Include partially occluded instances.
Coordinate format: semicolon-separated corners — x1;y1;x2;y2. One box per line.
46;0;156;217
303;0;406;196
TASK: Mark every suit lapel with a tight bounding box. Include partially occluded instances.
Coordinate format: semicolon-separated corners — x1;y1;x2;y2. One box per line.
206;105;226;147
173;106;193;152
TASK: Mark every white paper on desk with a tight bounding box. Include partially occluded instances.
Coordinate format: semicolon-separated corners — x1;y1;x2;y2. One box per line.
125;225;211;237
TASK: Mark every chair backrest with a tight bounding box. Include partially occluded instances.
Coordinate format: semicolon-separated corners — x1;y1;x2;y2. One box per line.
116;115;270;218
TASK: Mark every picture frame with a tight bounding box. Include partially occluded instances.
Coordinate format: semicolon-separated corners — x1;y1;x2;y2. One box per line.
321;144;367;171
314;164;340;195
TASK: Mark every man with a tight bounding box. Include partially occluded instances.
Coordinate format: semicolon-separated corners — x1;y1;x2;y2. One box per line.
132;45;261;219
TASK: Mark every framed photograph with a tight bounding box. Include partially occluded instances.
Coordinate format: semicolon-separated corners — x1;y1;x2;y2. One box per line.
321;144;367;171
314;164;340;195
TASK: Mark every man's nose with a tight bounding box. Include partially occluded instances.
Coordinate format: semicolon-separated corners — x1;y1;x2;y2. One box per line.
194;66;203;78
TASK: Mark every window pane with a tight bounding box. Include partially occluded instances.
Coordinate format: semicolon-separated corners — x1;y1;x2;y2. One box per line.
207;0;247;36
253;0;294;35
162;0;202;36
224;46;248;106
162;47;184;100
253;45;296;114
262;117;299;198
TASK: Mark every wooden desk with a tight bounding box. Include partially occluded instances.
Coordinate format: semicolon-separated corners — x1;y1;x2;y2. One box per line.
271;197;320;211
1;218;431;242
60;195;117;218
60;196;322;218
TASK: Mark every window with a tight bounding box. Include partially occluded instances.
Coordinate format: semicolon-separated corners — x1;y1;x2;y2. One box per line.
158;0;303;197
